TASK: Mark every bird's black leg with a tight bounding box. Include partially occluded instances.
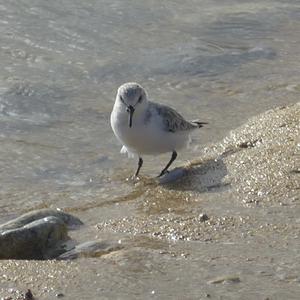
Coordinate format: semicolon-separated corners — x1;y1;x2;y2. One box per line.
158;151;177;177
135;157;143;177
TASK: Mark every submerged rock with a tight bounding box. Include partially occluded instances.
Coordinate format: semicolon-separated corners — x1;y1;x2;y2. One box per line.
0;216;67;260
58;239;123;260
208;274;241;284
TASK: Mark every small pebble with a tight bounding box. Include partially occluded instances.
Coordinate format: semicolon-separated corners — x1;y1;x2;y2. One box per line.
208;275;241;284
24;289;33;300
199;213;209;222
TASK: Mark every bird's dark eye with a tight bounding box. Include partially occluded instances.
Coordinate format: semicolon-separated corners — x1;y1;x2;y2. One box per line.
138;95;143;103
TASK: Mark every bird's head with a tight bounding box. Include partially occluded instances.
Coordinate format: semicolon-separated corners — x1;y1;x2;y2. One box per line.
116;82;148;128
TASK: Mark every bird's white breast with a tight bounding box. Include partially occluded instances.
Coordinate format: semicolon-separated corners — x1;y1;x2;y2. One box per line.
110;102;190;156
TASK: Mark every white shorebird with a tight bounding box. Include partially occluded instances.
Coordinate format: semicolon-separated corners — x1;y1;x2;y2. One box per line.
110;82;207;178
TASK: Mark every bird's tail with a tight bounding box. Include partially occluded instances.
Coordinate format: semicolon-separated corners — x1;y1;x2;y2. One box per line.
191;120;208;128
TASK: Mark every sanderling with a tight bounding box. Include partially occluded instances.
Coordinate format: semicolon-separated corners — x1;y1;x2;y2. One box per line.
110;82;207;178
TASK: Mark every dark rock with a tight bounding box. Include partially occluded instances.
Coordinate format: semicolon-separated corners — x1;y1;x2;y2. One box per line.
56;293;65;298
0;208;83;231
0;216;68;259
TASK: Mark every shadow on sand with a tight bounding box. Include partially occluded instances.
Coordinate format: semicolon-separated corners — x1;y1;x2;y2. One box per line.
158;157;229;193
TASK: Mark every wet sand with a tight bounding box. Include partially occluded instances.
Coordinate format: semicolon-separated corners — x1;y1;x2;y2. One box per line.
1;103;299;299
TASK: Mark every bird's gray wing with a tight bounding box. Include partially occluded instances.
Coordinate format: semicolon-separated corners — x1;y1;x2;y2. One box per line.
150;102;199;132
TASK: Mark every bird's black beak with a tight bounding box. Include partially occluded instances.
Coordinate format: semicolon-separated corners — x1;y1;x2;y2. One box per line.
126;105;135;128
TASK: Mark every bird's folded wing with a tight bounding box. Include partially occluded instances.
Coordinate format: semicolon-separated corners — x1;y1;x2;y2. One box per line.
153;102;199;132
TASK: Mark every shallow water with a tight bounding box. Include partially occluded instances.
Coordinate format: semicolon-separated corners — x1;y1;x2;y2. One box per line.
0;0;300;299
